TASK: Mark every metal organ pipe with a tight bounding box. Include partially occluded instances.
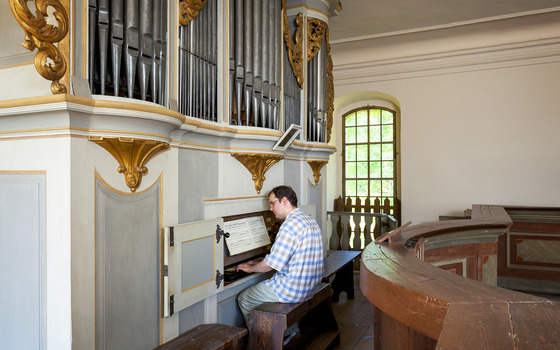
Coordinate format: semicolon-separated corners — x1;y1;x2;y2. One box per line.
151;0;161;104
138;0;153;101
176;1;218;121
228;0;282;129
260;0;269;128
89;0;168;103
124;0;139;99
252;0;262;127
243;0;253;126
235;0;244;125
89;0;98;92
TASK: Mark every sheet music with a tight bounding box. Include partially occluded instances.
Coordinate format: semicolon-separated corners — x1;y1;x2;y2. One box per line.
224;216;271;255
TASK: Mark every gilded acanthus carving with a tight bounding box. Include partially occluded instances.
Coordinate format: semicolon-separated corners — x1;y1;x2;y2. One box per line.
9;0;69;95
307;18;327;62
282;0;304;89
231;153;284;194
179;0;207;26
307;160;328;185
88;137;169;192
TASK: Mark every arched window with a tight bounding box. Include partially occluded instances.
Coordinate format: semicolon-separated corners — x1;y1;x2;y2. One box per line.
343;106;400;219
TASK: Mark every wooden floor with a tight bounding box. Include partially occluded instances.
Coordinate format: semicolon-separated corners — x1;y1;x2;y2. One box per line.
330;273;375;350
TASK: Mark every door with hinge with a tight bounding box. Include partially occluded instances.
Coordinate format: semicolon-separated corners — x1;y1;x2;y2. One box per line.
163;218;226;317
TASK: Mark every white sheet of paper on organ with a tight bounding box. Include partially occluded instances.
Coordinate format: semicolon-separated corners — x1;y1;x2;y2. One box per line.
224;216;271;255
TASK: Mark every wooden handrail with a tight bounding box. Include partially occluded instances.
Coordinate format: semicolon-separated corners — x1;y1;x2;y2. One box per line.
360;204;560;349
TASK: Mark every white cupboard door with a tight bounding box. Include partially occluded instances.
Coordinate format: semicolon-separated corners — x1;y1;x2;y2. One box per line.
163;218;226;317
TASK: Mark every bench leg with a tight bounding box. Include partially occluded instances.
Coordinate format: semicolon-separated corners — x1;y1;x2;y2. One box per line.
247;310;286;350
331;262;355;302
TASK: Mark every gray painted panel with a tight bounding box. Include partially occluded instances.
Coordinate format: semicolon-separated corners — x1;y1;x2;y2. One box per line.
0;173;46;350
218;295;245;327
308;183;322;212
284;160;301;196
178;300;207;334
96;180;160;350
178;149;219;223
181;238;214;291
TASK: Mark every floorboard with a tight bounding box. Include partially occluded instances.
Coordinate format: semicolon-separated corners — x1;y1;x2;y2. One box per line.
331;272;375;350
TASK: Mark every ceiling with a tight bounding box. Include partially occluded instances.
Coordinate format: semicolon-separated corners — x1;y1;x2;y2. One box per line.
328;0;560;43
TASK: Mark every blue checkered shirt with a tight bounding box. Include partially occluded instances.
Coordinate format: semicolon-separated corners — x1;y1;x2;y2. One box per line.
264;208;324;302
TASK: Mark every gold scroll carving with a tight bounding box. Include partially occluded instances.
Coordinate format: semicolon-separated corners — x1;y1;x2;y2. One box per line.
231;153;284;194
9;0;70;95
307;18;327;62
282;0;304;89
307;160;328;185
88;137;169;192
179;0;208;26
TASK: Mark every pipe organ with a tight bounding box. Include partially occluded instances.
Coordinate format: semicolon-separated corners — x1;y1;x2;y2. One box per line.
87;0;336;141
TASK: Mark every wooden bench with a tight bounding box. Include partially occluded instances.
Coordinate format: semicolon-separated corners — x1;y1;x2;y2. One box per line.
323;250;362;302
247;283;340;350
153;323;248;350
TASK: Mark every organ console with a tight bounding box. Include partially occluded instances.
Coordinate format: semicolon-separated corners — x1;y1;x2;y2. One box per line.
222;210;280;284
163;209;281;317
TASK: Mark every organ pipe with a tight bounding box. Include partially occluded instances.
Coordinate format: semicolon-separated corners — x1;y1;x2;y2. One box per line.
89;0;167;104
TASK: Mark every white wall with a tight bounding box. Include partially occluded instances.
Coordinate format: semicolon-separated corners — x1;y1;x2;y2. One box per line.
330;13;560;224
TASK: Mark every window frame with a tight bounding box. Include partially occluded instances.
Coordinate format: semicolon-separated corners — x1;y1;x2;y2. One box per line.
342;106;399;211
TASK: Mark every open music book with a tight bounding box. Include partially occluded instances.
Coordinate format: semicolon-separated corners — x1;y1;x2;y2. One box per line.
224;216;271;255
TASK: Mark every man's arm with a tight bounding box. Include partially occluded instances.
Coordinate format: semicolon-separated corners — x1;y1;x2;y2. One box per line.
237;259;273;273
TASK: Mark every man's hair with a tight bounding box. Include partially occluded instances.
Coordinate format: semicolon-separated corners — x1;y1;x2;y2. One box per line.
269;185;298;207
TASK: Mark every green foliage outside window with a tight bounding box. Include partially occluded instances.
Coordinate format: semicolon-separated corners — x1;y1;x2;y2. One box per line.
343;106;397;206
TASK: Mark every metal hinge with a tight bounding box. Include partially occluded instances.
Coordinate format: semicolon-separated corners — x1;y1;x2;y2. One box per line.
169;295;174;316
169;227;174;247
215;270;223;289
215;224;229;243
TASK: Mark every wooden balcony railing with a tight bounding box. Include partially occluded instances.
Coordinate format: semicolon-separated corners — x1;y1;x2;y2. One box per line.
333;195;401;223
327;211;398;259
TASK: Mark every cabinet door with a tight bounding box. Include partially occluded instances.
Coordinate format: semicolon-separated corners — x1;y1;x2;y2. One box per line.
163;218;225;317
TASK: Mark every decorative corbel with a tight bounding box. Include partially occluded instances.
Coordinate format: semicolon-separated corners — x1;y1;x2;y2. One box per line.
9;0;70;95
307;160;328;185
88;137;169;192
231;153;284;194
282;0;304;89
179;0;207;26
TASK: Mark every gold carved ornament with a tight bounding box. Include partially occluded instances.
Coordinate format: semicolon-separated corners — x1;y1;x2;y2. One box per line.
231;153;284;194
306;18;327;62
9;0;70;95
307;160;328;185
282;0;304;89
88;137;169;192
179;0;207;26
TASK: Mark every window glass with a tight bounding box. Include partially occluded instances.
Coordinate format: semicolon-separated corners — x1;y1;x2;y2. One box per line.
343;106;398;218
